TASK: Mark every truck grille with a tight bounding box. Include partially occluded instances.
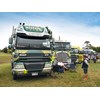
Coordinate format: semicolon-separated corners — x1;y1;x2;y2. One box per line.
27;53;44;57
56;52;69;62
24;62;45;72
19;57;50;62
18;53;51;62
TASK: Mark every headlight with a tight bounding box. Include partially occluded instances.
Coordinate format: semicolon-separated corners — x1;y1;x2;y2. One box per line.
14;64;24;69
19;53;27;57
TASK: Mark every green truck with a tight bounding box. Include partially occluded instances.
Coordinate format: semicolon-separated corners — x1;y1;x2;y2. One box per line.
9;23;54;80
70;48;84;64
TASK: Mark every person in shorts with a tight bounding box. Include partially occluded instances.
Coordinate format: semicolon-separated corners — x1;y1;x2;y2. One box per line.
82;55;90;80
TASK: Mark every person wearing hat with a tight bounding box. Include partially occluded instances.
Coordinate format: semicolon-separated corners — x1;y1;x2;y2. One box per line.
82;55;90;80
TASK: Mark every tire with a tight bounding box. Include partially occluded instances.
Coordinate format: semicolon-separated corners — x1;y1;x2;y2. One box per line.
13;74;18;80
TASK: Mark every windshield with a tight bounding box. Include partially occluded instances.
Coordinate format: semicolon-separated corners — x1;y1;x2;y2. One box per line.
16;36;51;50
55;42;71;51
70;48;79;54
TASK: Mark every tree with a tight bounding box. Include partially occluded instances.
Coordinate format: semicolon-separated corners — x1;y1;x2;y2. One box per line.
84;41;90;49
84;41;90;44
2;47;8;53
7;49;12;53
90;46;100;53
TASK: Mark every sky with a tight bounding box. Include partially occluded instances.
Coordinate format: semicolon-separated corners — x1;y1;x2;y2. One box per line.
0;12;100;49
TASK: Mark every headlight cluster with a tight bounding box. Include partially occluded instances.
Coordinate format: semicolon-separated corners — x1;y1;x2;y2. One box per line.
14;64;24;69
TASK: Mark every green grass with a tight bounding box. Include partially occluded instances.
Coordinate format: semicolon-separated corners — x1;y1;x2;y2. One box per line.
0;53;100;87
0;53;11;64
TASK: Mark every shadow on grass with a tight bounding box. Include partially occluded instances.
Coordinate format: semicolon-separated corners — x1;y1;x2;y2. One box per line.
15;75;52;82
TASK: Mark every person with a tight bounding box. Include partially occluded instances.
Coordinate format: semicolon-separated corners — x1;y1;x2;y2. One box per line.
57;62;67;71
82;55;90;80
52;58;67;77
93;55;97;63
88;54;91;63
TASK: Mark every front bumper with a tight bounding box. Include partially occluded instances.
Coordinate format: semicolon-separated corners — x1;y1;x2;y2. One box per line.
12;67;52;76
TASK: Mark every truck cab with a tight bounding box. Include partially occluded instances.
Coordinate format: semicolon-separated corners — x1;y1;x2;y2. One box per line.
9;23;54;80
53;40;72;69
70;47;84;64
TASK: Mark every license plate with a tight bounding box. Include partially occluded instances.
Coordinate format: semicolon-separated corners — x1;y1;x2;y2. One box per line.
32;72;38;76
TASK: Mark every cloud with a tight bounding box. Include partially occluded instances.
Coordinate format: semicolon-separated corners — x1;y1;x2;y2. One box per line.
51;22;100;47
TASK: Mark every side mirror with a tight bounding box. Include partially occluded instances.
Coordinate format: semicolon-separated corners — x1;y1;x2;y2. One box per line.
9;37;13;44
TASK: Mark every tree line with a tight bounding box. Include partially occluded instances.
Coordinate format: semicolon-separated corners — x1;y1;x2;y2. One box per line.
0;47;11;53
90;46;100;53
84;41;100;53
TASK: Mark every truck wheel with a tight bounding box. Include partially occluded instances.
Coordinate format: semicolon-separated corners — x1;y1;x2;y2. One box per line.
13;74;18;80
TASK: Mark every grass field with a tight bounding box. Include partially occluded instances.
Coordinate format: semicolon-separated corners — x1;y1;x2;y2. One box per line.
0;53;100;87
0;52;11;64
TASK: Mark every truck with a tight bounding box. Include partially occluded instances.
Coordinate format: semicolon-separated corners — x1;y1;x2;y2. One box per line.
70;47;84;64
53;40;72;69
9;23;54;80
70;47;79;63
